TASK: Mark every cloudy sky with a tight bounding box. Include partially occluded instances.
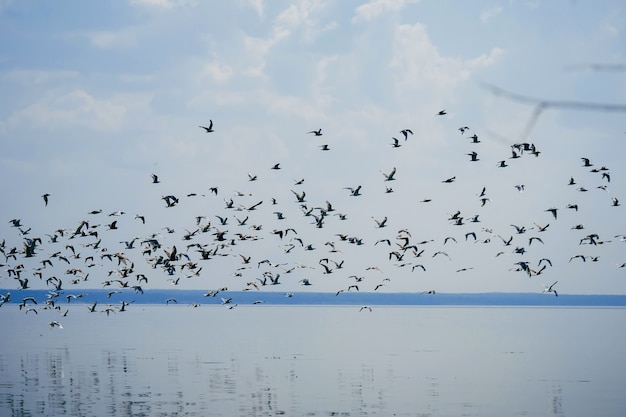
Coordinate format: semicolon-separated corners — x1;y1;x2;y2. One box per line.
1;0;625;295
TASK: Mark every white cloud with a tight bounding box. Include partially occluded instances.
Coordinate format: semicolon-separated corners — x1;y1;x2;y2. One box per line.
3;69;79;85
352;0;419;23
480;5;503;23
201;61;235;83
389;23;503;93
8;89;152;132
129;0;198;9
241;0;326;77
247;0;264;19
87;27;144;49
468;47;505;68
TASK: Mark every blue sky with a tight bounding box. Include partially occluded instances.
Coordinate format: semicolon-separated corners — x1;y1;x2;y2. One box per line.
1;0;625;295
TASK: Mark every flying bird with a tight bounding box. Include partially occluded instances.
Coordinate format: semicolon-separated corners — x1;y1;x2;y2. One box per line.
467;152;479;162
400;129;413;140
545;208;558;219
199;120;214;133
49;321;63;329
382;167;397;181
308;129;322;136
344;185;362;196
542;281;559;297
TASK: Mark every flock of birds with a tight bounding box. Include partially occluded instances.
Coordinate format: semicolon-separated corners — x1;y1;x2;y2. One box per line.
1;112;624;326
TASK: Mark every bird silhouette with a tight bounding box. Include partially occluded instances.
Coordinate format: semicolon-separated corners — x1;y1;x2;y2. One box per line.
199;120;214;132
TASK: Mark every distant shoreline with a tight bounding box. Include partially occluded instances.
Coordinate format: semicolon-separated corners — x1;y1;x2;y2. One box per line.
2;289;626;307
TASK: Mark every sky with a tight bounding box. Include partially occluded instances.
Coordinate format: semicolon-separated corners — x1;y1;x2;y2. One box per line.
1;0;625;296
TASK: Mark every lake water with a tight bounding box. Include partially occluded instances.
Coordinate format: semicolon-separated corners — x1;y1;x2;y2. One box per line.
1;305;625;416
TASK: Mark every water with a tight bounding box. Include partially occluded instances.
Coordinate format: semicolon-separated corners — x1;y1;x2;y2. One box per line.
2;305;625;416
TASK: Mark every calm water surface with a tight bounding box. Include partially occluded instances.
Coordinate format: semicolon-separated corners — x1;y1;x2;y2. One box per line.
1;305;625;416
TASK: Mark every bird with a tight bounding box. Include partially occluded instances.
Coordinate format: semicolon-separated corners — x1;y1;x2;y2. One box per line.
308;129;322;136
510;224;527;234
542;281;559;297
382;167;397;181
467;152;479;162
545;208;558;220
49;321;63;329
372;216;388;228
199;120;214;133
400;129;413;140
42;193;51;206
344;185;362;196
436;109;447;116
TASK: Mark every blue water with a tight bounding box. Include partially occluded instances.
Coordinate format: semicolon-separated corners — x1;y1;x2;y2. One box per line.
2;305;626;416
2;289;626;307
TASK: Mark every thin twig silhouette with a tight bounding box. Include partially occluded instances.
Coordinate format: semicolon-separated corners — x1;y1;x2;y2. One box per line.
481;82;626;140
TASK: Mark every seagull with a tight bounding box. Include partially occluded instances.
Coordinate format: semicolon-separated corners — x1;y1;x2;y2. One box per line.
400;129;413;140
151;174;160;184
308;128;322;136
49;321;63;329
510;224;527;234
542;281;559;297
467;152;479;162
382;167;397;181
199;120;214;133
581;157;592;167
291;190;306;202
545;208;558;220
436;109;447;116
42;193;51;206
359;306;372;312
391;137;402;148
372;216;388;228
344;185;362;196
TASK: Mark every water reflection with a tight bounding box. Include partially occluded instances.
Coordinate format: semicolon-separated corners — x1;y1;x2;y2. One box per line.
1;306;626;416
